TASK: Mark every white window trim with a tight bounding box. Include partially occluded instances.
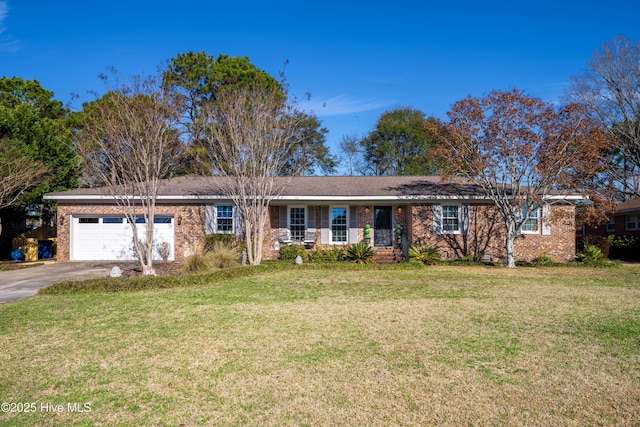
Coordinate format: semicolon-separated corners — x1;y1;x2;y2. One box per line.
288;206;307;241
329;205;349;244
626;214;639;231
441;204;462;234
521;207;541;234
215;204;235;234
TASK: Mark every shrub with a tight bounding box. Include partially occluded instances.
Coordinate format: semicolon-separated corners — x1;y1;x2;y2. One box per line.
280;245;308;262
532;251;556;266
408;244;441;265
156;241;171;261
181;252;209;274
345;242;375;264
576;235;610;258
608;235;640;260
204;234;238;252
308;246;346;262
206;241;241;268
576;245;608;266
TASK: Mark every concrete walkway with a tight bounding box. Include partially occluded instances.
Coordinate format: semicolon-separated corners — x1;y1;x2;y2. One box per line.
0;261;132;303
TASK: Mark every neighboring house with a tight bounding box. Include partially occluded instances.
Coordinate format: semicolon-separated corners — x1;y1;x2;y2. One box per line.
583;198;640;237
44;176;582;263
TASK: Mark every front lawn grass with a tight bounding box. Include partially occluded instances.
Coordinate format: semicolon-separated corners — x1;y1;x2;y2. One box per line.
1;265;639;426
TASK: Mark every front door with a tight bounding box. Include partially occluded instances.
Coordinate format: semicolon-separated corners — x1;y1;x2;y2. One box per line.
374;206;393;247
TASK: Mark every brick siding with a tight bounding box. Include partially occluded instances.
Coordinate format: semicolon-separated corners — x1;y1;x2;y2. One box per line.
56;201;577;263
55;202;206;261
410;203;576;262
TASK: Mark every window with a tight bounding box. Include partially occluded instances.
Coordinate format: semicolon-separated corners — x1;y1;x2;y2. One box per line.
79;218;99;224
522;208;539;233
154;217;172;224
606;218;615;232
626;215;639;231
289;207;306;241
103;217;124;224
442;205;459;233
331;207;348;243
216;205;234;233
128;217;146;224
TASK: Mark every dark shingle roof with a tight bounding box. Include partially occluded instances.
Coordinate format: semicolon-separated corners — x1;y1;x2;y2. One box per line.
616;198;640;214
44;175;580;202
45;176;482;199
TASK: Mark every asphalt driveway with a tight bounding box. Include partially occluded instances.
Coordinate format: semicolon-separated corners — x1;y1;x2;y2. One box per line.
0;261;132;303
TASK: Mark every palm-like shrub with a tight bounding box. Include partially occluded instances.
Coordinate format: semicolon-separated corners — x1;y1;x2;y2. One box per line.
575;244;606;266
408;244;441;265
346;242;375;264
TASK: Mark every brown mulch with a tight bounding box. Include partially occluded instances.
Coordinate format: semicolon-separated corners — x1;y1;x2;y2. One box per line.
121;261;182;277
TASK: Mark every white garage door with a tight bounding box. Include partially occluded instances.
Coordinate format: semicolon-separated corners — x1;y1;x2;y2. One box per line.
70;215;175;261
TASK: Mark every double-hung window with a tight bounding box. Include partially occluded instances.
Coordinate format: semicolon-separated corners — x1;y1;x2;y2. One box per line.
606;218;615;233
442;205;460;233
626;215;639;231
521;207;540;233
216;205;234;233
331;207;348;243
289;207;306;241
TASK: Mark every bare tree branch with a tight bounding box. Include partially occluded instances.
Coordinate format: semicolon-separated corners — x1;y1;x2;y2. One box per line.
428;89;612;268
0;137;50;210
76;71;181;275
565;36;640;200
203;80;305;265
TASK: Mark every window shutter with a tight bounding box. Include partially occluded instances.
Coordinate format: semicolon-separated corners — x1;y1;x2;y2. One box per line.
307;206;316;232
205;204;215;234
233;205;242;236
321;206;330;243
349;206;358;243
461;204;470;235
279;206;288;229
432;204;442;235
541;204;551;235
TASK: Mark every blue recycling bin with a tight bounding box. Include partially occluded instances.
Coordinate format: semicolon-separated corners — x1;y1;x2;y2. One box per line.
11;248;24;262
38;240;54;259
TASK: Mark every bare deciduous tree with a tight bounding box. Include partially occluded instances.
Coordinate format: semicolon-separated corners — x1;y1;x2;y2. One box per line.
428;89;612;268
565;36;640;200
338;134;362;176
0;137;50;211
76;71;181;275
203;80;305;265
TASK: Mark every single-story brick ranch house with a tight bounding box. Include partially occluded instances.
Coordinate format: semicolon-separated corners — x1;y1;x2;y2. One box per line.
582;198;640;237
44;175;583;263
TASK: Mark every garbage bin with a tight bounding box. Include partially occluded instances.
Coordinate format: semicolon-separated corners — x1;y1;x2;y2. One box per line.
11;248;24;262
38;240;54;259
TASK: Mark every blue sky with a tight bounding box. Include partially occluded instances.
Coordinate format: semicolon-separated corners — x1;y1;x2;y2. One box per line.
2;0;640;173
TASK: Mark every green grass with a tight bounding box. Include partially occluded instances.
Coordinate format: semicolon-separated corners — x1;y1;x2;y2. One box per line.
1;264;639;426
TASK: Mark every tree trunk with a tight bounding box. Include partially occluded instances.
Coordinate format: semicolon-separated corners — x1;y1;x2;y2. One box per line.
505;223;517;268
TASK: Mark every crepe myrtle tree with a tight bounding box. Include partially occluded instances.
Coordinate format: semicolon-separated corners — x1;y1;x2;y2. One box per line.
427;89;612;268
76;70;182;275
203;78;307;265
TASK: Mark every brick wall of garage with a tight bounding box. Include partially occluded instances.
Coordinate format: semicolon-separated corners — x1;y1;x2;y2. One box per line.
55;203;206;261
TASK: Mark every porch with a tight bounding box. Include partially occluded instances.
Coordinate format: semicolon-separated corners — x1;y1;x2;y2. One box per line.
271;204;411;263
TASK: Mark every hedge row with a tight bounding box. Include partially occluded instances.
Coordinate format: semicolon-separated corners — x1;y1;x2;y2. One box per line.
608;235;640;260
